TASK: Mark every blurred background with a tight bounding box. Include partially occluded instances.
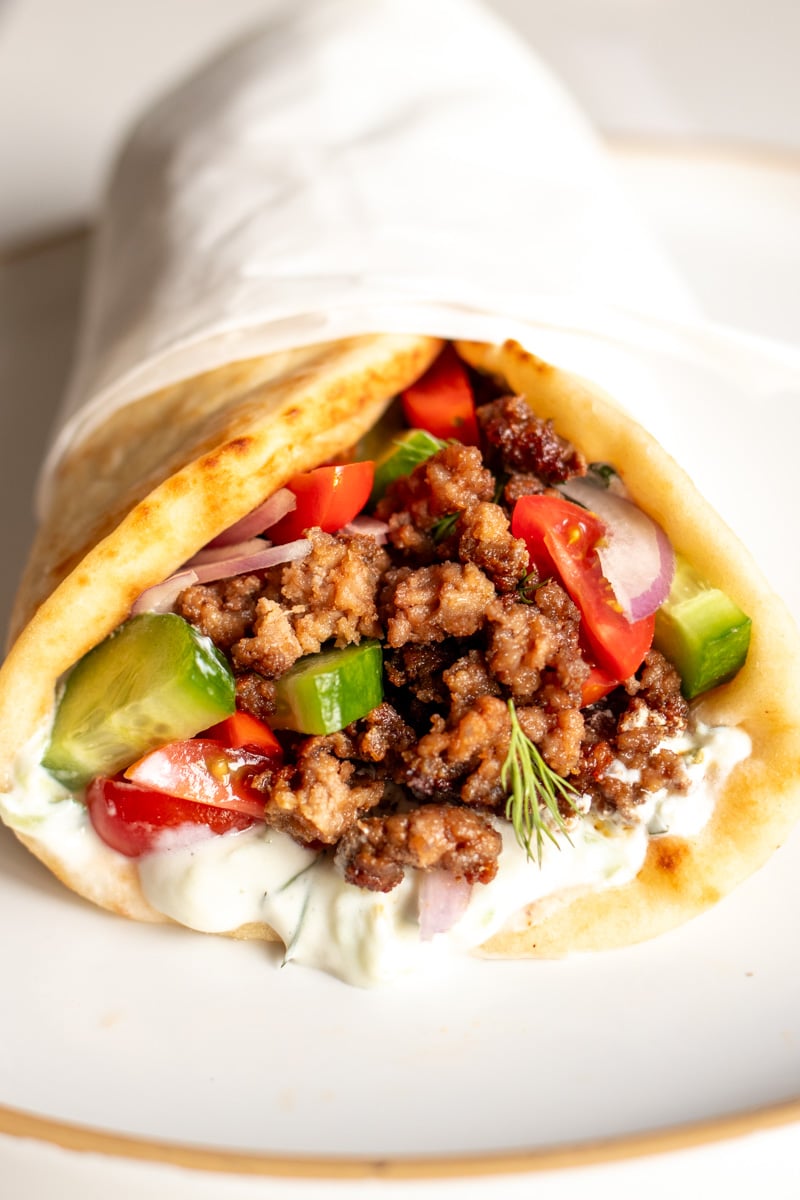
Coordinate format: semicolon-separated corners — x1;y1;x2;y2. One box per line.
1;0;799;244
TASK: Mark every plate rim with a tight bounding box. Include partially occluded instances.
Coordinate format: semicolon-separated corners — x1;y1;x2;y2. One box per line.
2;137;800;1179
2;1095;799;1179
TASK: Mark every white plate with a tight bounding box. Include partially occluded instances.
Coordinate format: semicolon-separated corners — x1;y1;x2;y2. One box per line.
1;150;800;1195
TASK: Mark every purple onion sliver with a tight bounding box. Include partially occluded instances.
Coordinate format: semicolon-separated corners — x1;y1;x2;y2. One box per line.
564;477;675;622
207;488;297;547
130;569;199;615
418;870;472;941
187;538;268;566
341;516;390;543
193;538;312;584
626;524;675;622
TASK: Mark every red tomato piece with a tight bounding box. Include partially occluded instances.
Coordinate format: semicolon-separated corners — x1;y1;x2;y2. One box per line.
124;740;269;820
86;777;256;858
268;461;374;543
400;345;480;445
203;712;283;761
511;494;655;681
581;663;619;707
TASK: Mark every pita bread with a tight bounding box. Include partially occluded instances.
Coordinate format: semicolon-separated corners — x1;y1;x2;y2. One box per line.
0;332;441;926
455;340;800;956
2;335;799;961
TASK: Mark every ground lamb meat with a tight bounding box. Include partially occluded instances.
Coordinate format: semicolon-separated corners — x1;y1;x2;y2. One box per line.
171;365;698;900
175;574;262;650
485;582;589;709
235;672;277;720
502;472;550;505
231;598;303;678
258;736;384;845
344;702;416;777
335;804;502;892
517;704;587;780
277;528;389;653
382;562;496;647
575;650;690;819
455;501;529;593
375;442;494;531
405;695;511;807
477;394;586;483
624;648;690;734
442;651;500;720
384;642;457;707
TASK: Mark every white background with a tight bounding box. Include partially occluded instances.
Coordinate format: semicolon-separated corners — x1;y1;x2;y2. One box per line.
1;0;799;244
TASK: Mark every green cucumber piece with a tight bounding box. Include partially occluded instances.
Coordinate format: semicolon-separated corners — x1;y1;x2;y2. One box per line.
353;397;406;465
370;429;446;504
271;641;384;734
654;557;751;700
43;613;235;789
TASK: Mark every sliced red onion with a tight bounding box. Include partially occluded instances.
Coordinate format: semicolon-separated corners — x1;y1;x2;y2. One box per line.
418;870;472;941
341;516;390;543
192;538;311;584
130;539;312;615
131;570;199;615
559;476;675;622
207;488;297;547
187;538;268;566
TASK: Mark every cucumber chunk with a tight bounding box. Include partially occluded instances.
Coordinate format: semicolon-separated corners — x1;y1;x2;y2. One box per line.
271;641;384;734
370;429;446;504
354;397;406;465
43;613;236;789
654;557;751;700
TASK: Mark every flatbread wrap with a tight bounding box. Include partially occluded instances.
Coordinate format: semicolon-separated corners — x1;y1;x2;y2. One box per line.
2;336;799;985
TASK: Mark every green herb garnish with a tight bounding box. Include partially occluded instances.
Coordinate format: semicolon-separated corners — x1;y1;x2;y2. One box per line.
501;699;580;864
492;472;508;505
279;857;322;965
430;511;461;542
588;462;620;488
516;569;545;605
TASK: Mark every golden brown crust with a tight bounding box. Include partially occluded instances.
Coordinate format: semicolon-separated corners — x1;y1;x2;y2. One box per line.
0;333;441;923
3;334;800;961
457;339;800;956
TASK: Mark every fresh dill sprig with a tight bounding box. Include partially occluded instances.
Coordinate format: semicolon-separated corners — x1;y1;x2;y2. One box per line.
588;461;620;489
501;699;580;865
430;511;461;542
279;857;322;965
516;569;545;605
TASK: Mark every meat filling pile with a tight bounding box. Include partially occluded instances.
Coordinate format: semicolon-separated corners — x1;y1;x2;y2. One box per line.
175;393;690;894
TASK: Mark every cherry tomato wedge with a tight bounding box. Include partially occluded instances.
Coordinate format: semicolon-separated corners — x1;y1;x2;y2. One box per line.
400;345;480;445
124;740;269;819
581;663;619;707
267;462;374;543
87;777;257;858
203;711;283;760
512;494;655;681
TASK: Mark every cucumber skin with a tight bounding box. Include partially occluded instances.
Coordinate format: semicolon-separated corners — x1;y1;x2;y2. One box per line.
42;614;235;790
654;561;752;700
370;430;445;504
271;641;384;735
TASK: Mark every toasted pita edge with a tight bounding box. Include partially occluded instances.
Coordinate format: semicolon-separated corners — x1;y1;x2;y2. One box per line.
4;335;800;962
457;339;800;956
0;333;442;934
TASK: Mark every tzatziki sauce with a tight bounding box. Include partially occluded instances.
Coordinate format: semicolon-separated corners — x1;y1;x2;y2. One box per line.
0;721;751;986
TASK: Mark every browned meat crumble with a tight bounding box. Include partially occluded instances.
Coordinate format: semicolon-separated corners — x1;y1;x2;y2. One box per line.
335;806;503;892
174;393;691;893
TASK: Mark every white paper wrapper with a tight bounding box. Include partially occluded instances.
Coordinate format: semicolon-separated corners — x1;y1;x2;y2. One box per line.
41;0;699;513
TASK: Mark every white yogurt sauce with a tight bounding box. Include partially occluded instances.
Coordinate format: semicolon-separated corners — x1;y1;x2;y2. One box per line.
0;722;750;987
